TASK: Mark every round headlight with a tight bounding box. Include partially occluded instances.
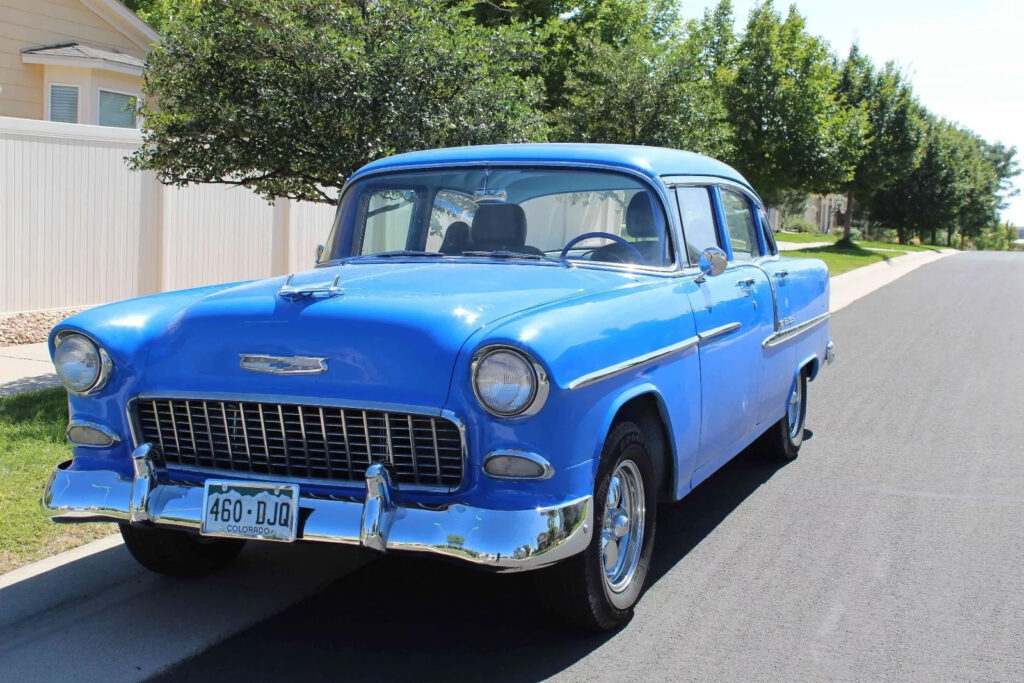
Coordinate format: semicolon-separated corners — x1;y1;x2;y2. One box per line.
54;332;109;394
472;347;548;417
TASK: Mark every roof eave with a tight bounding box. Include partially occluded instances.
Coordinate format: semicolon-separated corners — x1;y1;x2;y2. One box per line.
21;52;144;77
79;0;160;50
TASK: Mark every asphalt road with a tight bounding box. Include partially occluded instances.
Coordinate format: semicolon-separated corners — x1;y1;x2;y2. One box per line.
4;252;1022;681
146;251;1024;681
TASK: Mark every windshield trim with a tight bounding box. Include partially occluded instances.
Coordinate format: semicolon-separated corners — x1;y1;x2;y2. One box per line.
326;162;683;275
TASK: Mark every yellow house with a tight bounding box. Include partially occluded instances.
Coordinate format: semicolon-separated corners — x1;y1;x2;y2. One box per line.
0;0;158;126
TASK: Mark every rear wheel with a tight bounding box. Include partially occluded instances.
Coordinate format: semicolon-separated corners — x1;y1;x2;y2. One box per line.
761;369;808;460
119;524;246;577
539;421;657;631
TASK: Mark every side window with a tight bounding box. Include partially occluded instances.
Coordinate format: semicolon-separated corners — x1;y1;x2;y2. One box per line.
359;189;416;254
427;189;476;254
759;208;777;255
675;186;719;266
720;189;760;261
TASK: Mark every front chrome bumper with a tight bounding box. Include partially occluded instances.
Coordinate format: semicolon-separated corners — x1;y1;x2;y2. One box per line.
42;444;593;572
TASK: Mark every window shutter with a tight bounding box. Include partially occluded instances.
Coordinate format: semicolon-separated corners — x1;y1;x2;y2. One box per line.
49;85;78;124
98;91;137;128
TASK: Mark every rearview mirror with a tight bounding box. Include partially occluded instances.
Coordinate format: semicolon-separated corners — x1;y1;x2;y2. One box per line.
315;244;325;263
697;246;727;282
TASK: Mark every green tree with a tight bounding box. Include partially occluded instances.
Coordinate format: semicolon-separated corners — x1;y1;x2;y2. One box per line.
724;2;864;205
130;0;547;203
835;45;926;241
550;6;731;156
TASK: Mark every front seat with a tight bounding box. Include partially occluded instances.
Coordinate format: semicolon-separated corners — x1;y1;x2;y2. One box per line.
468;204;543;255
439;221;470;255
592;192;665;265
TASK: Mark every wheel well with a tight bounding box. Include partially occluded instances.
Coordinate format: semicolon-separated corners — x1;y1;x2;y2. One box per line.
800;356;821;381
613;393;674;502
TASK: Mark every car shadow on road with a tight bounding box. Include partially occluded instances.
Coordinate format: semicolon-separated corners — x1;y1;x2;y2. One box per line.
154;447;790;683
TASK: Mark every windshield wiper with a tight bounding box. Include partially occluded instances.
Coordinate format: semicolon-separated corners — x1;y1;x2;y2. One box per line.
462;250;572;267
357;250;445;259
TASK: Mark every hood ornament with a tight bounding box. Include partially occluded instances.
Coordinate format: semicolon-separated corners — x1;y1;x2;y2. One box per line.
277;273;342;301
240;354;329;375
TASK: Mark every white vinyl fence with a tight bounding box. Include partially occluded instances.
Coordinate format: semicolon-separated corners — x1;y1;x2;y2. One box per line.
0;116;337;315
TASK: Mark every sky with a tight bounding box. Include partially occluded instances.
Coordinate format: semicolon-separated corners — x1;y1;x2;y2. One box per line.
679;0;1024;226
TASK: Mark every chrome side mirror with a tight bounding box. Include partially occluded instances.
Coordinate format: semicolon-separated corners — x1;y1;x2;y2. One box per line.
315;244;325;264
696;246;727;282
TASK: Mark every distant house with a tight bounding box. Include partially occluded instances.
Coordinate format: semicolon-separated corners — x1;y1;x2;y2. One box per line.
0;0;158;127
802;194;847;234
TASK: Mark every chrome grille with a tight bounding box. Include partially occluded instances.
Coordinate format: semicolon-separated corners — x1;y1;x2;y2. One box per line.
134;399;464;489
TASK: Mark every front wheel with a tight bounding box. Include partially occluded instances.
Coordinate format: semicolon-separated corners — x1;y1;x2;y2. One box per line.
539;421;657;631
119;523;246;577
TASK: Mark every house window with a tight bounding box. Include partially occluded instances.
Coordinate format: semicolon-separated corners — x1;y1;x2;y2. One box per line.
98;90;137;128
49;85;78;123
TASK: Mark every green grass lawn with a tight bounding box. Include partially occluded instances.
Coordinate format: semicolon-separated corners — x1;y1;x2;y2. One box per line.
0;388;114;573
784;242;907;276
775;231;840;244
776;231;945;253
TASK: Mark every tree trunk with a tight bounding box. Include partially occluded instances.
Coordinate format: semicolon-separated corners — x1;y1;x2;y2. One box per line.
946;225;954;247
842;191;854;241
930;227;937;245
896;226;905;244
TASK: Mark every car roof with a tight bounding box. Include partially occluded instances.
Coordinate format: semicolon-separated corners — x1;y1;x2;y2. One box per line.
350;143;751;189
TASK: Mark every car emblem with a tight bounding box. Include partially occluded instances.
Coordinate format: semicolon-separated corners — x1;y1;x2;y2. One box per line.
239;354;329;375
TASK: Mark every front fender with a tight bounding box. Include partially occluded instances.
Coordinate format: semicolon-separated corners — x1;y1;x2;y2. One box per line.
445;275;702;507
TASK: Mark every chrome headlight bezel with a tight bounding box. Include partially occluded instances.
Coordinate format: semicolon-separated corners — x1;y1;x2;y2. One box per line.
53;330;112;395
470;345;549;419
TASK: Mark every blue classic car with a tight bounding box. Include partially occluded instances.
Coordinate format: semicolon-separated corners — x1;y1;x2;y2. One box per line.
43;144;833;630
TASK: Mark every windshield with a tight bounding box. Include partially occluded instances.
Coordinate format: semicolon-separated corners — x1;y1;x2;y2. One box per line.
327;168;674;267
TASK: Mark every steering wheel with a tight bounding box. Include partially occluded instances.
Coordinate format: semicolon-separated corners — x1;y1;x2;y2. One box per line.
559;232;645;264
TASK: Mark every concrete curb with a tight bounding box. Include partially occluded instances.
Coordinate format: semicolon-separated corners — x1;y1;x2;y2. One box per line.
0;534;123;590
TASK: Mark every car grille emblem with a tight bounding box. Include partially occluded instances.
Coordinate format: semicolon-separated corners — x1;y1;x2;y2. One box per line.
239;354;329;375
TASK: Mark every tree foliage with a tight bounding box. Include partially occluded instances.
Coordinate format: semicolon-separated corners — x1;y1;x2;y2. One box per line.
723;2;865;205
130;0;547;202
129;0;1018;244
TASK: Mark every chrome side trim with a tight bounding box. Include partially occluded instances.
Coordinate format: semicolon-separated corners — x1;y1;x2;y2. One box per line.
763;312;831;349
66;419;121;448
568;335;699;390
482;450;556;481
697;322;741;343
826;341;836;365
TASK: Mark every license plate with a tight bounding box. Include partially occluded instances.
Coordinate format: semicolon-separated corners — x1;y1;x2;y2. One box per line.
200;480;299;542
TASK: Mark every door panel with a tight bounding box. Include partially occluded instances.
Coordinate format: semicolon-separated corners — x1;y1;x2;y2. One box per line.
687;265;775;471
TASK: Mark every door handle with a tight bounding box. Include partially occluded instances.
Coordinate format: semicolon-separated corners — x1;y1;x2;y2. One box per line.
736;278;755;287
774;270;789;279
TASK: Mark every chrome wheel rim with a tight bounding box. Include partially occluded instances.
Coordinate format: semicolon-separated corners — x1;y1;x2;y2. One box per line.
602;460;645;595
787;377;804;439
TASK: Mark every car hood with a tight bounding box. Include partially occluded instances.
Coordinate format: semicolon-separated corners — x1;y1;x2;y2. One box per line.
139;262;643;409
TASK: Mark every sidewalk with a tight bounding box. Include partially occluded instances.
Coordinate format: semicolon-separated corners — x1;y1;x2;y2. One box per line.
0;343;58;397
777;240;832;251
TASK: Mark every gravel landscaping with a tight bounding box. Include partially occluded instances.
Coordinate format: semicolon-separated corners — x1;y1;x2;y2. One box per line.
0;308;86;347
